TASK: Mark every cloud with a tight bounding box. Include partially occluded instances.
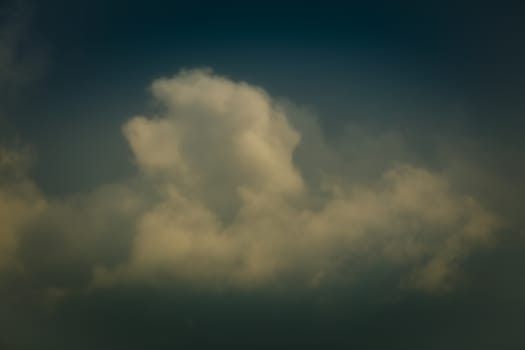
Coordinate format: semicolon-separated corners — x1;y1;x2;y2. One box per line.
0;146;45;272
123;69;304;220
88;69;499;291
0;68;501;297
0;68;509;350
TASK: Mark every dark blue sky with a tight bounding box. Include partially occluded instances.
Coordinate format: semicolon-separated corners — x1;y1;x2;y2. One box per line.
7;1;521;194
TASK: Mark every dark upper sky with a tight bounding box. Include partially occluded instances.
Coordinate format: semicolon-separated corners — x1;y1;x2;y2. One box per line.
5;0;522;193
1;1;525;349
26;1;525;123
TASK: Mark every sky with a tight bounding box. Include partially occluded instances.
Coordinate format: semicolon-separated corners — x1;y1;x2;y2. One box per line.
1;1;525;349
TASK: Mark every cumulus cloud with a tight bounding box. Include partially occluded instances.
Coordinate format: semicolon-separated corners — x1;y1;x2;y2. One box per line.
123;70;304;215
88;69;499;291
0;68;502;296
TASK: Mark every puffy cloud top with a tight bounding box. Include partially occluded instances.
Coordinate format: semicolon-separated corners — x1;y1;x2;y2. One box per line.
124;69;304;203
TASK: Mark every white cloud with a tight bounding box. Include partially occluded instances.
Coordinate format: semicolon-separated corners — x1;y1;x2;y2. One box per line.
0;69;501;294
124;69;304;199
93;69;499;291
